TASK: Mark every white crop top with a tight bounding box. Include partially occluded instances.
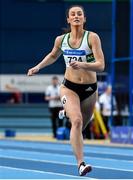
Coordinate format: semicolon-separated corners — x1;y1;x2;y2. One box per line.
61;31;95;68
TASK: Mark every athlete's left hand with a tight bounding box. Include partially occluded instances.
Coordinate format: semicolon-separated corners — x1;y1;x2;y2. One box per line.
70;61;86;69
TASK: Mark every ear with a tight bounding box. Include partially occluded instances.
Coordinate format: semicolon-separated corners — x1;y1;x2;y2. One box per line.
67;17;70;24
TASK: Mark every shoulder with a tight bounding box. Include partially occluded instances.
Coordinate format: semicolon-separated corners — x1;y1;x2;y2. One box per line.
87;31;101;48
55;34;66;44
46;85;52;90
88;31;101;42
54;34;66;48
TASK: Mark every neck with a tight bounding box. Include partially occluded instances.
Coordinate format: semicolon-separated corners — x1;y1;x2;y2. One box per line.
70;26;84;39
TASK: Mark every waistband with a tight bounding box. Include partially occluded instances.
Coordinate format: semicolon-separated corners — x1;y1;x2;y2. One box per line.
62;78;97;90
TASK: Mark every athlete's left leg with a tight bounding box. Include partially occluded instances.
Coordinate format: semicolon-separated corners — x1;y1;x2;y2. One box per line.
81;91;97;130
77;92;97;175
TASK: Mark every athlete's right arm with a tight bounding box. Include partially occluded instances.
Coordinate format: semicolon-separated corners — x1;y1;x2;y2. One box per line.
27;35;63;76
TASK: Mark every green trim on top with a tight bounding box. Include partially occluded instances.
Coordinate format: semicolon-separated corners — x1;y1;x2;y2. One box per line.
67;31;86;49
87;31;91;50
86;31;95;63
60;33;67;50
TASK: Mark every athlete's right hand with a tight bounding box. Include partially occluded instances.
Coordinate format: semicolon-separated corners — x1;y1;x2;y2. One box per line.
27;66;40;76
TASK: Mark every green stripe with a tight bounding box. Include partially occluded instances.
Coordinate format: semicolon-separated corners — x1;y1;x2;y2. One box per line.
67;31;86;49
64;0;112;2
60;34;67;49
87;31;91;49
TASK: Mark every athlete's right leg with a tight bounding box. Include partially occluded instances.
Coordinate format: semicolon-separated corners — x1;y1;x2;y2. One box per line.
60;85;84;167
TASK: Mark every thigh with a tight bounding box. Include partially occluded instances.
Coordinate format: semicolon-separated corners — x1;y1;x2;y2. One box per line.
60;85;82;122
81;91;97;130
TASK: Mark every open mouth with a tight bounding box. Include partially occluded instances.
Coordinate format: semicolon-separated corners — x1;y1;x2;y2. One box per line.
74;20;80;23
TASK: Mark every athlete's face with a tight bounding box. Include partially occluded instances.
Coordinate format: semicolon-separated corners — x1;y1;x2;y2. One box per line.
67;7;86;27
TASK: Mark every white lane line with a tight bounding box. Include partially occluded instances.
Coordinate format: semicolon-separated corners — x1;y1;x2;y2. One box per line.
0;166;97;179
0;148;133;163
0;144;132;156
0;155;133;172
85;150;133;156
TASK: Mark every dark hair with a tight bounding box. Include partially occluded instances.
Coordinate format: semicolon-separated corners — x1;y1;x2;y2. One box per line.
66;5;86;18
52;76;58;80
62;5;86;33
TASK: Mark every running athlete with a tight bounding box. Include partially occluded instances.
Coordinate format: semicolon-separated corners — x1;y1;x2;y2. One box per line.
27;5;105;176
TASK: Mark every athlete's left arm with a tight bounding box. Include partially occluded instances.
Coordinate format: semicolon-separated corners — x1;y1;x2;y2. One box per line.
70;33;105;72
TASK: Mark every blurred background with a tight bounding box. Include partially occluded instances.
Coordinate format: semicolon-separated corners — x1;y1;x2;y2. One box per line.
0;0;133;144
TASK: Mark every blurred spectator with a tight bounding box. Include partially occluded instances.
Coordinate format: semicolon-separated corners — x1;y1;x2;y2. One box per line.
5;84;22;104
99;85;117;132
45;76;63;138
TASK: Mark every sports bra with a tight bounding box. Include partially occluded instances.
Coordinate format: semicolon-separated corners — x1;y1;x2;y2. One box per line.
61;31;95;67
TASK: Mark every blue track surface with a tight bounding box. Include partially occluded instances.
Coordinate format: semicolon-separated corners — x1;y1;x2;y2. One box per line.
0;139;133;179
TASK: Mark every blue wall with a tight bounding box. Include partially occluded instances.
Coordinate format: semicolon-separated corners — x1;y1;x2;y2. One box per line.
0;0;112;74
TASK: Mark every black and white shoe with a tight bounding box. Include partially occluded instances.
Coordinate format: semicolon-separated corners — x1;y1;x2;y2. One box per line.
78;162;92;176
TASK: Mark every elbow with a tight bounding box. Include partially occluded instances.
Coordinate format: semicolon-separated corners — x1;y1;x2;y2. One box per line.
50;52;58;60
50;54;57;60
99;64;105;72
97;61;105;72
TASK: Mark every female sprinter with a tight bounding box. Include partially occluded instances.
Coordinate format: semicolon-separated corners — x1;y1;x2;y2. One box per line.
27;5;105;176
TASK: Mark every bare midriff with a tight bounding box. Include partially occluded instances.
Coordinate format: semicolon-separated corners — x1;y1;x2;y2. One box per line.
64;67;97;84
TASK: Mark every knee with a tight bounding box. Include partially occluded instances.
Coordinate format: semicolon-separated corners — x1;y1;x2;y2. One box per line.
71;116;83;129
